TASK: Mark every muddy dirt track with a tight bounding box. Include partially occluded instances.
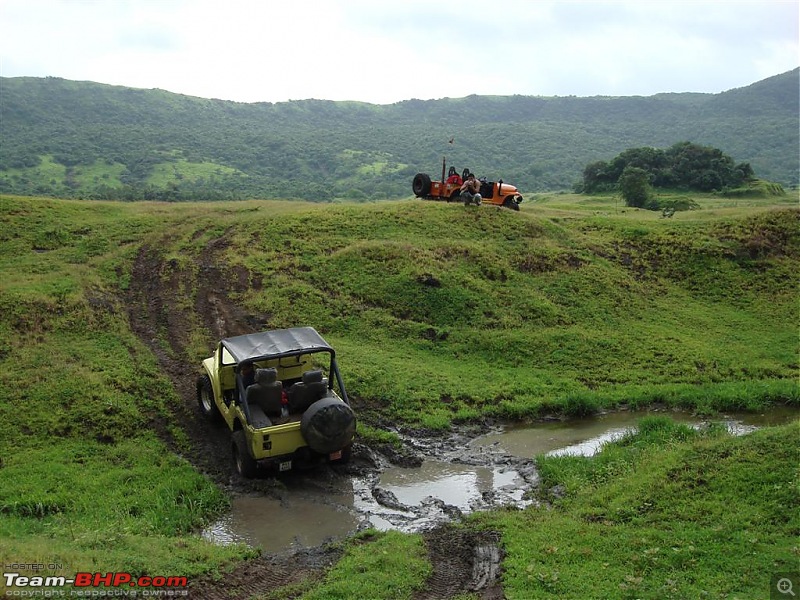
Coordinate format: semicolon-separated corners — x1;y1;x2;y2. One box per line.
125;241;508;599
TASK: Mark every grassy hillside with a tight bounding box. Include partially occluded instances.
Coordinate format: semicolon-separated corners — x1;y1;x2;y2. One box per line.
0;192;797;595
0;69;797;200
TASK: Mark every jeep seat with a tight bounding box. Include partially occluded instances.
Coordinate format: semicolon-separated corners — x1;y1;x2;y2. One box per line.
246;368;283;426
479;178;493;198
287;370;328;414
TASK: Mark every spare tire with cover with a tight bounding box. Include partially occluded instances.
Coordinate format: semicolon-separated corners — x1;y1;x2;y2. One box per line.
301;397;357;454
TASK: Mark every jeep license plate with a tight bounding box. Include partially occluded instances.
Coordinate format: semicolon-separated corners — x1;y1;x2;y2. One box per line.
279;461;292;472
329;450;342;461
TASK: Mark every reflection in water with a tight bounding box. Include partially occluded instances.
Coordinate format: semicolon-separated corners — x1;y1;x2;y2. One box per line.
472;407;800;458
377;462;521;512
203;493;360;554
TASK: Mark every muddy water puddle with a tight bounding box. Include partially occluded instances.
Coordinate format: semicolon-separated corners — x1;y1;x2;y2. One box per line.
202;494;360;553
203;407;799;552
361;459;531;533
472;407;799;458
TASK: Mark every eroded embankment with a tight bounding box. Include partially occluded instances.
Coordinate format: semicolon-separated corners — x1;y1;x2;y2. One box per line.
125;236;507;599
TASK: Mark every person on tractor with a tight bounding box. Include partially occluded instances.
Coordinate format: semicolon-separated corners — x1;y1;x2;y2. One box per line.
460;173;482;206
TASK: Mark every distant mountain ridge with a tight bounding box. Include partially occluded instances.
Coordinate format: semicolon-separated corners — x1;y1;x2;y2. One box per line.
0;69;797;200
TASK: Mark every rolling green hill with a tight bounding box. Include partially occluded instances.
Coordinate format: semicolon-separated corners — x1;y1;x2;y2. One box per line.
0;69;797;200
0;193;797;596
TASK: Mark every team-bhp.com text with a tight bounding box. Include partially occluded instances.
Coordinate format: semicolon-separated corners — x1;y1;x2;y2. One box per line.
4;572;188;597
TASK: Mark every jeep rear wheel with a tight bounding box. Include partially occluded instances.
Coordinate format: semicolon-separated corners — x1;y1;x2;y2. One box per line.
232;430;258;478
332;444;352;465
412;173;432;196
196;375;219;421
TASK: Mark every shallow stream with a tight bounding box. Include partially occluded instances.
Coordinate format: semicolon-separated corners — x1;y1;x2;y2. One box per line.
202;407;798;553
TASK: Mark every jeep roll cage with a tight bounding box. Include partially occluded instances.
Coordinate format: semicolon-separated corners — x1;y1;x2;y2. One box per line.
218;327;349;408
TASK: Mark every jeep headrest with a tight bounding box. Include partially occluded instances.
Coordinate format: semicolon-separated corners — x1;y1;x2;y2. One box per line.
256;368;278;385
302;370;323;384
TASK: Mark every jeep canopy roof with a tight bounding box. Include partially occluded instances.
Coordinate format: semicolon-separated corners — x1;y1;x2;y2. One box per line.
220;327;334;365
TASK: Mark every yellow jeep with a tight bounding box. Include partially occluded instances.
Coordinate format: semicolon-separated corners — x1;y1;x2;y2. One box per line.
196;327;356;477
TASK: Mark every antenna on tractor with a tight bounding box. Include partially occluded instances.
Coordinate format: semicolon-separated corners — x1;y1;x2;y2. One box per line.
443;136;454;183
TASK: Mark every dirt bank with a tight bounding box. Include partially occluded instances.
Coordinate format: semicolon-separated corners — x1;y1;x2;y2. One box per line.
125;239;510;599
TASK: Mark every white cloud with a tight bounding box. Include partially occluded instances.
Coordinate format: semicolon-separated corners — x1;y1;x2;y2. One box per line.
0;0;797;103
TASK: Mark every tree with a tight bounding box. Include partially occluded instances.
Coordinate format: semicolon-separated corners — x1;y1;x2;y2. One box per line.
581;160;613;193
619;166;653;208
581;142;762;198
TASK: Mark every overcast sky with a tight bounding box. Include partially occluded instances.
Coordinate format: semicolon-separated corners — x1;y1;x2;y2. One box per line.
0;0;797;104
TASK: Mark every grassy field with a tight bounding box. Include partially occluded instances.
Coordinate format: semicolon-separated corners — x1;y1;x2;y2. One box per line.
0;191;797;596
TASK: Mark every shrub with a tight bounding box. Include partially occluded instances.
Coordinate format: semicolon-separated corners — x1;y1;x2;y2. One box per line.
619;166;653;208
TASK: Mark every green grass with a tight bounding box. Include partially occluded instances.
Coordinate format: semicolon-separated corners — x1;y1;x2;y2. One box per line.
0;154;243;196
0;191;797;592
68;158;127;192
292;531;431;600
220;198;798;425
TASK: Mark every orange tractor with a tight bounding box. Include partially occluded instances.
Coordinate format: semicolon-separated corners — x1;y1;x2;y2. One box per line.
412;158;523;211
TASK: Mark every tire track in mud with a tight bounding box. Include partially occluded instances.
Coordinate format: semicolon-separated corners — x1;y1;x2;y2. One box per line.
414;528;504;600
126;235;506;599
126;237;339;598
189;551;337;600
127;236;264;481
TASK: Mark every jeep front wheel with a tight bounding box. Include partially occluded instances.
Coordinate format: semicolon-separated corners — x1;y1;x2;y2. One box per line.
196;375;219;421
232;430;258;478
